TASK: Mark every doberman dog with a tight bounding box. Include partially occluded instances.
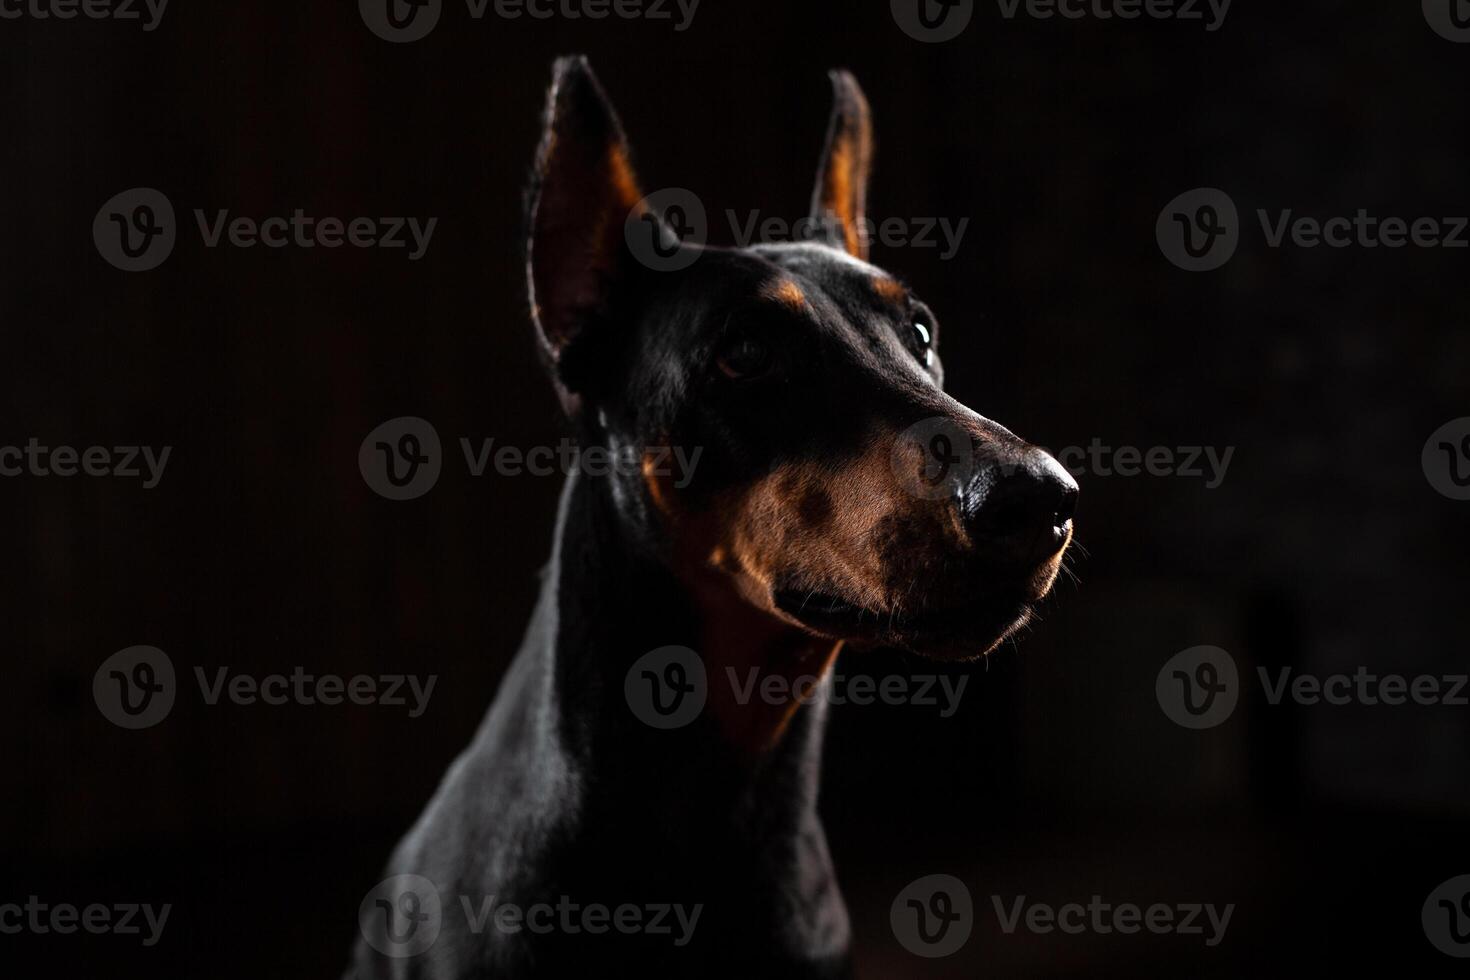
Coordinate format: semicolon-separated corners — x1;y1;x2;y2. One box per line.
349;56;1077;979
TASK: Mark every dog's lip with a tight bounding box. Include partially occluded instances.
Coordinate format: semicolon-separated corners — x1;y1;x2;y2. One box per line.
771;587;1024;642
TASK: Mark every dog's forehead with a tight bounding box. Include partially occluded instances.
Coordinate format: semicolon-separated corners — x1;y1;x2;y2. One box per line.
641;242;909;345
750;242;908;312
672;244;911;349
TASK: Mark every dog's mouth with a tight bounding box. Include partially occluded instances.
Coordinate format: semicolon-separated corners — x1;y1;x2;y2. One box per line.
771;586;1034;660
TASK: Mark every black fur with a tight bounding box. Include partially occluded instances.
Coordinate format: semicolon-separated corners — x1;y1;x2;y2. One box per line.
348;56;1077;979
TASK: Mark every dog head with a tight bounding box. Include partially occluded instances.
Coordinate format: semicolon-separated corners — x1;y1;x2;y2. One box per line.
526;57;1077;660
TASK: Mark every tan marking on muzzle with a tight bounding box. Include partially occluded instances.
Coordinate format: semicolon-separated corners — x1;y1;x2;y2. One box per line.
706;432;969;618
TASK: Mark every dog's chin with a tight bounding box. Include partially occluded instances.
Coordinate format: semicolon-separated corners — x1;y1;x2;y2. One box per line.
770;587;1037;662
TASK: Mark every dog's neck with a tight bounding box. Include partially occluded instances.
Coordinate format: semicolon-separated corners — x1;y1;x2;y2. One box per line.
512;470;849;960
541;467;839;792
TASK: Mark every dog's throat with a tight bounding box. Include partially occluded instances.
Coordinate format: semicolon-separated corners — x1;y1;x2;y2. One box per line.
551;470;841;766
687;575;844;760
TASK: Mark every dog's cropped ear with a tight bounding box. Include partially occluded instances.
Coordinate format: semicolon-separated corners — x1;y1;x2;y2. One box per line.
526;56;643;396
809;70;873;261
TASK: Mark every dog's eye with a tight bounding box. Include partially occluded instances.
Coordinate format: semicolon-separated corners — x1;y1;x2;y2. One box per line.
715;333;773;380
912;320;935;367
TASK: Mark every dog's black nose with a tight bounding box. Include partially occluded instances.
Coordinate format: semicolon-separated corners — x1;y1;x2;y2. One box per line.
964;450;1078;566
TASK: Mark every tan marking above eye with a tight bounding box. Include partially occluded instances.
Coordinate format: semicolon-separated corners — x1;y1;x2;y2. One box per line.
760;278;807;311
870;275;908;305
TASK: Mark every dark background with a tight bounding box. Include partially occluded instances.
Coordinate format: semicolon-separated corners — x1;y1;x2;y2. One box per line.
5;1;1468;976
